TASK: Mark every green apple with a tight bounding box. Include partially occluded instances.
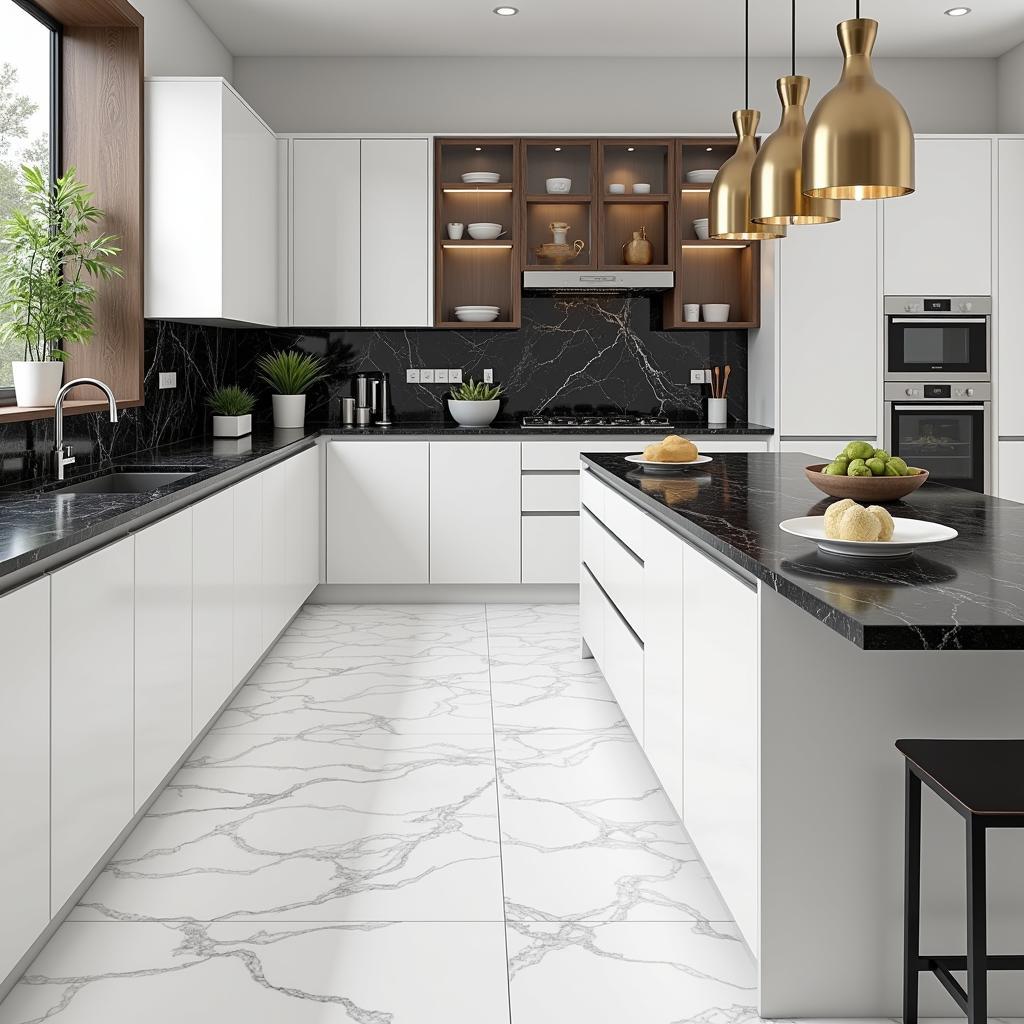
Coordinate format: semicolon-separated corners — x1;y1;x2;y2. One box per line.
866;457;887;476
844;440;876;461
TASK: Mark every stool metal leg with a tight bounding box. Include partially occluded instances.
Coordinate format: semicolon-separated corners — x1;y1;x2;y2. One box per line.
903;765;922;1024
966;818;987;1024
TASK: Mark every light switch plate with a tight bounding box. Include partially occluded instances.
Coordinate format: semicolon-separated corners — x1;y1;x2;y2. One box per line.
406;369;421;384
420;369;435;384
483;368;494;383
450;368;463;384
435;369;451;384
158;371;177;389
690;369;708;385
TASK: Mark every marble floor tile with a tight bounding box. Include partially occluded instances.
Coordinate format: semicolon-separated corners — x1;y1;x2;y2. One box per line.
0;922;511;1024
71;734;503;923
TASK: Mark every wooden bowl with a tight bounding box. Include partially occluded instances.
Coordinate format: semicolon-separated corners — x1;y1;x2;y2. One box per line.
803;464;929;502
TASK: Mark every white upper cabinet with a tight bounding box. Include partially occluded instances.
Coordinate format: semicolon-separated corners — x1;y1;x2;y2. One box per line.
146;78;278;325
361;139;432;327
779;203;879;438
998;140;1024;437
883;138;992;297
292;139;362;326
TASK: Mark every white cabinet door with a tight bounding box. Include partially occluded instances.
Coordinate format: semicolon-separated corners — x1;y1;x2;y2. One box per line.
682;542;759;953
51;538;135;911
522;515;579;584
429;441;521;584
643;521;685;818
780;202;878;438
287;446;321;609
999;441;1024;503
262;458;291;642
779;438;879;460
998;140;1024;436
0;578;50;980
233;475;264;682
361;139;431;327
883;138;992;296
134;510;192;811
292;139;361;326
326;441;429;584
193;489;235;733
603;601;644;744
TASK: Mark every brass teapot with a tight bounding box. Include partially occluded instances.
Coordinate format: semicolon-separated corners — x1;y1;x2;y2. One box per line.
622;226;654;266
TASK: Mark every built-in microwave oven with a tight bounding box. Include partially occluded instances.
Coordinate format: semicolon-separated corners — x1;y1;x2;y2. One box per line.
884;295;991;382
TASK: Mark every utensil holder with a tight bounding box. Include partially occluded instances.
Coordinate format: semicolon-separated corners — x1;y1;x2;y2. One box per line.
707;398;727;425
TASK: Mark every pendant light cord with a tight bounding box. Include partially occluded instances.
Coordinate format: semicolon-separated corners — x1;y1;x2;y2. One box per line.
744;0;749;108
791;0;796;76
856;0;861;16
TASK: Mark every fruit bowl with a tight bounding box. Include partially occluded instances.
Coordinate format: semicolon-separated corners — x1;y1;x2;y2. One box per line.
804;464;929;502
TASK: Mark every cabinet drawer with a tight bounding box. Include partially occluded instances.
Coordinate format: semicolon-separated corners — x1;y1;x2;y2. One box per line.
523;515;580;584
580;566;605;666
603;600;644;743
579;468;605;519
603;531;645;640
580;507;604;582
523;439;659;471
603;485;647;560
522;472;579;512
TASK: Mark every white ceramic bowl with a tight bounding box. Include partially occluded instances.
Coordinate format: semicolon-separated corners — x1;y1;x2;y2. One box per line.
455;309;501;322
633;182;652;194
692;218;710;239
455;305;500;311
545;177;572;193
608;183;626;194
461;171;501;183
686;169;718;184
701;303;731;322
467;222;504;240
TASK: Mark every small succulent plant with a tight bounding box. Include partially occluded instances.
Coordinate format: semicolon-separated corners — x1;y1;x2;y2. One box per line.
207;385;256;417
449;378;504;402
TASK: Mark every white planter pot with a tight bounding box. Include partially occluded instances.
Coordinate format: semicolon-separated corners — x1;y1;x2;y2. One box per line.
272;393;307;429
212;413;252;438
12;361;64;407
448;399;500;427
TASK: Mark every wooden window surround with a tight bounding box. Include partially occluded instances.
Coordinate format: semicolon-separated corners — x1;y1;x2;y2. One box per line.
0;0;143;424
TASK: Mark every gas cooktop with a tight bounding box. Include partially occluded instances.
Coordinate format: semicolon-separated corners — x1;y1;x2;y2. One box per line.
521;414;672;430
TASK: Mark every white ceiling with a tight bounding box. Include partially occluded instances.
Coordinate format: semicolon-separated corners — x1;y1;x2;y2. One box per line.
188;0;1024;59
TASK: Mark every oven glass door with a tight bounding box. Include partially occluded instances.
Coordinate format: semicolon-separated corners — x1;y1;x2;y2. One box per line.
887;318;988;376
890;404;986;491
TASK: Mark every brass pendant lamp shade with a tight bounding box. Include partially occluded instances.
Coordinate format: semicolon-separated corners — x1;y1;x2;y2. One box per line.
802;16;915;200
709;0;786;240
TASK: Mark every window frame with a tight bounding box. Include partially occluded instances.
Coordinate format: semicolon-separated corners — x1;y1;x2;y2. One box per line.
0;0;62;405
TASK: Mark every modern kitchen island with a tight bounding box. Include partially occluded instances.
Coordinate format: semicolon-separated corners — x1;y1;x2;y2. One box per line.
579;451;1024;1018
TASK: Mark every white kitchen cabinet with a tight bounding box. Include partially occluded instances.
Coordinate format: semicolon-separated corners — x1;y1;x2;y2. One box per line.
0;578;50;981
134;510;193;811
998;140;1024;437
291;139;361;326
643;521;685;818
779;438;879;460
51;538;135;912
780;202;878;439
261;458;291;642
361;139;431;327
603;599;645;744
146;78;277;325
287;446;322;607
193;488;235;733
327;441;430;583
522;515;579;584
234;475;264;681
682;541;759;953
430;441;521;583
999;441;1024;503
883;138;992;296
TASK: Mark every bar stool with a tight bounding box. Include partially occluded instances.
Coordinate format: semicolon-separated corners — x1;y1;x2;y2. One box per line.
897;739;1024;1024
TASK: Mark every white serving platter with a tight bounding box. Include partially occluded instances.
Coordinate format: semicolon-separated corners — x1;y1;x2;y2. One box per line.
624;453;713;473
779;516;958;558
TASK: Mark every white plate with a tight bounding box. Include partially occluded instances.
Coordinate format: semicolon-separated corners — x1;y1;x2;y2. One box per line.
454;306;500;311
455;310;500;322
625;453;713;473
779;516;958;558
686;169;718;183
461;172;501;183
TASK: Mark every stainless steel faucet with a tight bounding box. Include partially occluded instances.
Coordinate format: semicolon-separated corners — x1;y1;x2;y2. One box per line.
52;377;119;480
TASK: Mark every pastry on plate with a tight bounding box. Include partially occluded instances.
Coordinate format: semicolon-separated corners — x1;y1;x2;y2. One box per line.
646;435;699;463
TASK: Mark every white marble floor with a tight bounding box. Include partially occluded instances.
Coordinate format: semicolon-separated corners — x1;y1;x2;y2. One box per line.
3;603;978;1024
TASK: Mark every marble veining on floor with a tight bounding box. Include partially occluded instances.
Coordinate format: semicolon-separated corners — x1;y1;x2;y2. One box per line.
0;604;756;1023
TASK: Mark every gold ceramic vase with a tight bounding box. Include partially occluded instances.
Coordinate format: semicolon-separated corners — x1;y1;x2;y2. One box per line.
710;109;786;241
751;76;841;225
802;19;915;200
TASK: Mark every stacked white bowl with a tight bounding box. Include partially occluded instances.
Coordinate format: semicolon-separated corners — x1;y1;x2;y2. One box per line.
454;305;501;323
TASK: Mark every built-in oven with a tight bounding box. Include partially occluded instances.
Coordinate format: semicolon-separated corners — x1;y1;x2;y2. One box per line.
884;295;991;382
884;382;991;493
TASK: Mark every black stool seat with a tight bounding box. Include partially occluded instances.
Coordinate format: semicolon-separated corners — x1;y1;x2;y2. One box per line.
897;739;1024;820
898;737;1024;1024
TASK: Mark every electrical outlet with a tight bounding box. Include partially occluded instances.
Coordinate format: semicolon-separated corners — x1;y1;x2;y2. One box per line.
690;369;707;385
420;369;435;384
158;371;177;389
406;369;421;384
483;368;494;384
436;369;451;384
450;368;463;384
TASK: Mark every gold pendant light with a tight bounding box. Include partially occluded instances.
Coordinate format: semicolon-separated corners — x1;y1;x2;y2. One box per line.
750;0;840;225
802;4;914;200
709;0;786;240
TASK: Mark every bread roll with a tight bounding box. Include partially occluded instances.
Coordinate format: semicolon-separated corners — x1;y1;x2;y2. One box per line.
838;505;882;543
654;436;699;463
643;443;664;461
867;505;895;542
824;499;857;539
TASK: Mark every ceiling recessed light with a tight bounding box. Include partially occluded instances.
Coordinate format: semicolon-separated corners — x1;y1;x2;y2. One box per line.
493;6;518;15
475;146;482;151
627;146;635;152
554;146;561;151
944;6;971;15
706;146;714;152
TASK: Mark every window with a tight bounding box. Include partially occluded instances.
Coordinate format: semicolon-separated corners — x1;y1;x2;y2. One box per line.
0;0;59;395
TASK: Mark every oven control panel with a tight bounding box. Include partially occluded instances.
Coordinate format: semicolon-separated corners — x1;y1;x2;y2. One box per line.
885;381;992;402
884;295;992;316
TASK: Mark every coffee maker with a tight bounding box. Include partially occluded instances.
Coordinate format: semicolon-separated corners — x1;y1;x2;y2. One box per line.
351;371;392;427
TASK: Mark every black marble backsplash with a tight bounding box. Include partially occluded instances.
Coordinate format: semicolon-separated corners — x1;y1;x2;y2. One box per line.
0;295;749;487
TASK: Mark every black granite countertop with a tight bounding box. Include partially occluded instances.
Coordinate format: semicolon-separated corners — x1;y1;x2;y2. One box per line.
317;418;774;436
582;451;1024;652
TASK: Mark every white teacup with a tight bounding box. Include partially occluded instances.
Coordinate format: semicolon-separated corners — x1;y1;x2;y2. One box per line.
447;222;465;240
609;183;626;194
683;303;700;322
633;182;651;194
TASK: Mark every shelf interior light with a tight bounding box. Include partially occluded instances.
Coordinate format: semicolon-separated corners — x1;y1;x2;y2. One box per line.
682;242;746;249
443;187;513;193
442;243;513;249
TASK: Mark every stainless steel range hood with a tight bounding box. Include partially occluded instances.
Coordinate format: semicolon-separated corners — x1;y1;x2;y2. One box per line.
522;270;674;291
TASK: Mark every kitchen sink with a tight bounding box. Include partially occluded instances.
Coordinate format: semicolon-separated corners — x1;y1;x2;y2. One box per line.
51;470;198;495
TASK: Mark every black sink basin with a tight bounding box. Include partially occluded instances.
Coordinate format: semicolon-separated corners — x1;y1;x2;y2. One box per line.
51;470;198;495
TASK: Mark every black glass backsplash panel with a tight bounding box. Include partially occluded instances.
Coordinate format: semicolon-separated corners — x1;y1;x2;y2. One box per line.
0;295;748;487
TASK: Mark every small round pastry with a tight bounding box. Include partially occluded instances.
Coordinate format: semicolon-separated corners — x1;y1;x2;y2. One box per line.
657;436;699;463
823;499;858;539
866;505;895;542
838;505;883;543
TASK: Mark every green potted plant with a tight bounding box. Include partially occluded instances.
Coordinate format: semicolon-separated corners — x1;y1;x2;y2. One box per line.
0;165;122;406
256;350;327;429
208;385;256;438
448;377;505;427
